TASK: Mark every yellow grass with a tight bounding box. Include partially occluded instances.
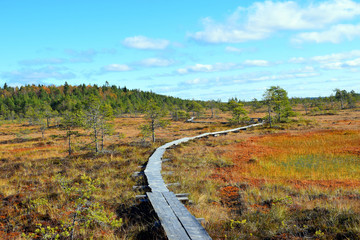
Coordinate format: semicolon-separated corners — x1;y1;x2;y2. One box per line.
252;130;360;181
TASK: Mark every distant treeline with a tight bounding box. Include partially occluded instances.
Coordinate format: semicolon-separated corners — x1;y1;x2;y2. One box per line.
289;89;359;114
0;82;220;120
242;89;359;114
0;82;358;121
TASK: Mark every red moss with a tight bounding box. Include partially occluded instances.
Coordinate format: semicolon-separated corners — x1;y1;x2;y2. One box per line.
249;204;270;213
219;186;241;207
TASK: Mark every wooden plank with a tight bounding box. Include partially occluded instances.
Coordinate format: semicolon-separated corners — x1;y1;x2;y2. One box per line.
132;185;149;190
163;192;212;240
135;195;148;203
177;196;189;203
147;192;191;240
144;147;169;192
132;171;144;177
175;193;190;198
135;195;147;199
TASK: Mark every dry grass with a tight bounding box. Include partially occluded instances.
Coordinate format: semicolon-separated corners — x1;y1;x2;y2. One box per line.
0;117;154;239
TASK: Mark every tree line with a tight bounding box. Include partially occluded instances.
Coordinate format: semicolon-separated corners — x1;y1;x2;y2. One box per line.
0;82;218;121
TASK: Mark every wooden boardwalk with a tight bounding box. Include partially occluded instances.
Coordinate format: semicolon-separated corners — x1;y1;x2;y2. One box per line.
143;123;263;240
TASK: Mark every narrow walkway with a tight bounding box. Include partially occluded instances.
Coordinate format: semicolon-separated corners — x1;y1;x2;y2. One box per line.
144;123;263;240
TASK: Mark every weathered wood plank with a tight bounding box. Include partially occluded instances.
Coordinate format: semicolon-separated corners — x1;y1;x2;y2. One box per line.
147;192;191;240
163;192;212;240
175;193;190;198
132;171;144;177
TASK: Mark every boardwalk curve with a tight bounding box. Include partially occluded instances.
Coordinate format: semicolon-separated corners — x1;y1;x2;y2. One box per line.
144;123;263;239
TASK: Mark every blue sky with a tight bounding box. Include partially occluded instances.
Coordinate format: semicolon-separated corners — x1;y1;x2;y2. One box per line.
1;0;360;101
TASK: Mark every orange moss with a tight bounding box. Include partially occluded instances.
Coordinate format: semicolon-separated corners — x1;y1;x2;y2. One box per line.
209;129;360;190
249;204;270;213
219;186;242;210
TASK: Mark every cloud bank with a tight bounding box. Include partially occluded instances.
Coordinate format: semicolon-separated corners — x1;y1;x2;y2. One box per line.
190;0;360;43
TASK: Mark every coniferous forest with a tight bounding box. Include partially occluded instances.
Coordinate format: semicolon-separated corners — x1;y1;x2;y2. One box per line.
1;82;359;122
0;82;215;121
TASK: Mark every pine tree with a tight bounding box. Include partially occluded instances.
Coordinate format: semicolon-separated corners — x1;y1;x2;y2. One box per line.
84;96;113;153
263;86;294;126
227;100;249;125
142;100;168;143
61;110;84;156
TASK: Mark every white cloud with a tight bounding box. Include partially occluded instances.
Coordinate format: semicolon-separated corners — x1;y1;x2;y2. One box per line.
288;50;360;70
225;46;244;53
185;78;209;85
177;64;213;74
288;50;360;69
285;66;316;74
248;0;360;30
320;62;344;69
175;59;271;75
123;36;170;50
346;58;360;66
190;17;269;43
289;57;306;64
102;64;132;72
138;58;174;67
177;68;189;74
307;50;360;69
293;23;360;43
190;0;360;43
177;63;239;74
301;66;316;73
321;57;360;69
243;60;270;67
246;1;314;30
311;51;360;63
